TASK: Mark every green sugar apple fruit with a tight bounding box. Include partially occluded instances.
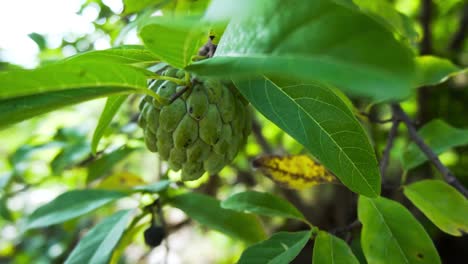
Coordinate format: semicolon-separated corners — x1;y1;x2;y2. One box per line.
138;68;252;181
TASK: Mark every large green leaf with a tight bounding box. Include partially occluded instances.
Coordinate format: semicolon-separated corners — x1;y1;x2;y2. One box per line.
87;146;137;183
0;62;156;128
234;78;380;197
169;192;265;244
26;189;128;229
415;56;464;87
237;231;311;264
345;0;418;42
187;0;416;101
221;191;305;221
65;210;133;264
402;119;468;170
91;95;129;154
404;180;468;236
0;62;151;99
0;88;133;129
64;45;160;65
312;231;359;264
358;196;440;264
133;180;171;193
139;17;207;69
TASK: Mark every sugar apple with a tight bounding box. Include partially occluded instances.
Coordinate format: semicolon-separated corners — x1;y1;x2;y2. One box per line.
138;68;252;181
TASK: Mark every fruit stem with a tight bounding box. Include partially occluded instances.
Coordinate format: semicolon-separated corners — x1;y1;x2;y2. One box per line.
184;72;191;88
191;55;208;62
139;88;166;105
148;73;187;86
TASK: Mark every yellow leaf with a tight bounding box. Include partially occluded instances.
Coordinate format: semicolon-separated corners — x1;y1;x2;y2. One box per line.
253;154;337;190
96;171;146;191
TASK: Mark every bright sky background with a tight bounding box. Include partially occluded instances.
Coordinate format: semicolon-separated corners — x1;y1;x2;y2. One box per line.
0;0;126;68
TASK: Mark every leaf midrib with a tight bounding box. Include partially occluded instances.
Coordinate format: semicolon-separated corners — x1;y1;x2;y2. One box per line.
0;83;147;100
368;200;409;263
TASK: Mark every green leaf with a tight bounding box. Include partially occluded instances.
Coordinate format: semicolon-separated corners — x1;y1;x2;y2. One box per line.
9;143;61;174
65;210;133;264
404;180;468;236
221;191;305;221
434;0;464;15
0;88;134;129
358;196;441;264
139;17;207;69
204;0;255;21
122;0;166;15
87;146;137;183
234;78;380;197
50;127;91;174
28;32;47;51
162;0;211;16
0;62;151;99
91;95;129;154
187;0;416;101
0;196;13;221
344;0;418;42
401;119;468;170
237;231;311;264
65;45;160;65
133;180;171;193
415;56;464;87
312;231;359;264
51;140;90;174
0;173;13;190
109;221;148;264
0;62;156;128
0;62;23;71
169;192;265;244
26;189;128;229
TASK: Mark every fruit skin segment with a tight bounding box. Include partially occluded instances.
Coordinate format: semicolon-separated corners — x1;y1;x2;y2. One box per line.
138;68;252;181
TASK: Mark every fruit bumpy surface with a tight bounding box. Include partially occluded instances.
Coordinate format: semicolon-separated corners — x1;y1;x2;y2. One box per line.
138;68;252;181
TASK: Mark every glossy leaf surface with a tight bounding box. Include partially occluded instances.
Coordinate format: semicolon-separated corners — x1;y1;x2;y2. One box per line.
234;78;380;197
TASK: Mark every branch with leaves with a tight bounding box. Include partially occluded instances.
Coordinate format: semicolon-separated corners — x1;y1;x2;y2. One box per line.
392;104;468;198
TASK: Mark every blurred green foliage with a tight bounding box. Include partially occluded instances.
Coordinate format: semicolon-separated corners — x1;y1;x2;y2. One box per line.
0;0;467;263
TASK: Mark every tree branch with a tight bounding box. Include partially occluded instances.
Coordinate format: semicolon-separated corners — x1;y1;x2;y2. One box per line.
420;0;433;55
449;3;468;53
391;104;468;198
380;117;400;179
331;219;361;235
359;111;394;124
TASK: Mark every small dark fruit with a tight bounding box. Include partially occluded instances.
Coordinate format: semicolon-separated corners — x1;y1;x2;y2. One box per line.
143;225;165;247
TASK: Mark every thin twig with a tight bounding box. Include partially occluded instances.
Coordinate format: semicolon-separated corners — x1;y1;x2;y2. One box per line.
168;85;190;103
359;111;394;124
331;219;361;235
380;117;400;179
391;104;468;198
